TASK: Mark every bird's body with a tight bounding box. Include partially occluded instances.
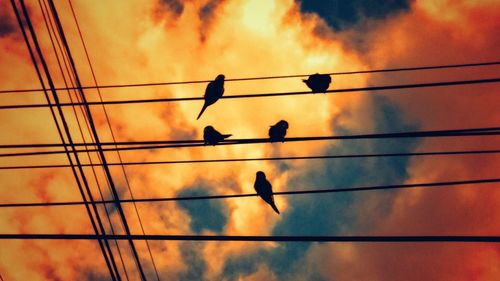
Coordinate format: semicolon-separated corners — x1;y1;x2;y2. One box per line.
203;126;232;145
269;120;288;142
197;74;225;120
254;171;280;214
303;73;331;93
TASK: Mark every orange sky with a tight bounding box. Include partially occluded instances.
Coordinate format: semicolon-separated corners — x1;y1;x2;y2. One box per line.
1;0;500;280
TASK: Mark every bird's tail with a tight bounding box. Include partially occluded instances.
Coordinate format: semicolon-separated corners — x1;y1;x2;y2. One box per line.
270;201;280;214
222;134;232;139
197;104;208;120
302;79;307;83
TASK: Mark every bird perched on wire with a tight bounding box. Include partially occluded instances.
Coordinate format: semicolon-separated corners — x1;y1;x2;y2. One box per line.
269;120;288;142
203;125;232;145
303;73;331;93
254;171;280;214
197;74;225;120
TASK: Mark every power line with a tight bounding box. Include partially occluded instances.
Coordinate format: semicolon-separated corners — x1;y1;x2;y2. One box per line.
1;60;500;94
1;77;499;110
66;0;161;278
1;128;499;158
1;126;498;149
1;177;498;208
1;234;500;243
38;0;130;278
1;148;499;170
11;0;120;279
47;1;147;279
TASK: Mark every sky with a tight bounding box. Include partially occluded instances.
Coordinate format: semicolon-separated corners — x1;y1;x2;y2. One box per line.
0;0;500;280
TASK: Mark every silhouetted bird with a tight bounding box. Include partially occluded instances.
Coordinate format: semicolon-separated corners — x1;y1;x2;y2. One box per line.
254;171;280;214
269;120;288;142
303;73;331;93
203;125;232;145
197;74;225;120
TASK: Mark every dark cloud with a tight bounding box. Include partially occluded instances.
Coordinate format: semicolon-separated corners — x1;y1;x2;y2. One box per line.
177;185;228;233
298;0;411;31
222;250;269;281
199;0;225;22
83;271;109;281
219;95;418;280
0;7;16;37
178;242;206;281
160;0;184;18
198;0;226;42
42;266;62;281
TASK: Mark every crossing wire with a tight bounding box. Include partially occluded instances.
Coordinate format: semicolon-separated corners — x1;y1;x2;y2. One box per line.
0;148;499;170
1;60;500;94
0;128;499;158
67;0;161;279
1;177;498;208
47;0;148;279
2;234;500;243
0;126;499;149
38;0;131;278
0;77;499;110
10;0;120;279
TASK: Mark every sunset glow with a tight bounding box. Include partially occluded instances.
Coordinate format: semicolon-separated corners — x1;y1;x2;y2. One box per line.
1;0;500;280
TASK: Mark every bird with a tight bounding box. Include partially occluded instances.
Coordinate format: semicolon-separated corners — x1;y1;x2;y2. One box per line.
303;73;331;93
269;120;288;142
197;74;225;120
203;125;232;145
254;171;280;214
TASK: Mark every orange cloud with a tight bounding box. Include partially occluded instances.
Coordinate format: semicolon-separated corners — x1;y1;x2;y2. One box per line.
311;0;500;280
0;0;367;279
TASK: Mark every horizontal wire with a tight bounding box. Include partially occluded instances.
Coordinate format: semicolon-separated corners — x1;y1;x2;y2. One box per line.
1;177;498;208
1;77;499;110
0;129;499;158
1;60;500;94
0;234;499;242
1;126;499;149
0;149;499;170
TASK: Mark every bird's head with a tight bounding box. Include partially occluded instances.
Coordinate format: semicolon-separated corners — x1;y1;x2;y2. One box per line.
321;74;332;82
215;74;225;81
256;171;266;179
204;126;215;133
278;120;289;129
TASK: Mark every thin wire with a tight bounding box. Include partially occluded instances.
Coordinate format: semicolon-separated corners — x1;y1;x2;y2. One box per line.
1;126;499;149
1;77;499;110
2;234;500;243
46;1;147;279
38;0;130;278
1;60;500;94
11;0;119;279
1;148;499;170
1;177;498;208
1;128;499;158
67;0;160;279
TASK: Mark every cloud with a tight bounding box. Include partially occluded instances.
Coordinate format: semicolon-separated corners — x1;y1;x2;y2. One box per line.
217;95;418;280
297;0;412;31
159;0;184;18
199;0;226;22
0;9;15;37
305;1;500;280
6;0;498;280
177;185;229;234
177;242;207;281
